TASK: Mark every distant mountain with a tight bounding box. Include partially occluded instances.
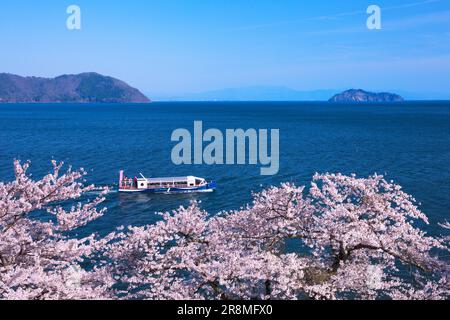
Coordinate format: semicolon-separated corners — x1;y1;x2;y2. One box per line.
151;86;340;101
0;72;150;103
329;89;404;103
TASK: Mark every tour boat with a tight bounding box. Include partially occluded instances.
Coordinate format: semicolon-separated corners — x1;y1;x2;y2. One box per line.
118;171;216;194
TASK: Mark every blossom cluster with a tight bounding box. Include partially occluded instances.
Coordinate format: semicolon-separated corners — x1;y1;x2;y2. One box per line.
0;161;448;300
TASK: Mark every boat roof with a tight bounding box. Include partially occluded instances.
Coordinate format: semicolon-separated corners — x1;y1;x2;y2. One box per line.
139;176;204;183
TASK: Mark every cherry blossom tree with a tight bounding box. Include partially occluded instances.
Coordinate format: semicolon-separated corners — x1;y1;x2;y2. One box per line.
104;173;449;300
0;160;112;300
1;160;448;300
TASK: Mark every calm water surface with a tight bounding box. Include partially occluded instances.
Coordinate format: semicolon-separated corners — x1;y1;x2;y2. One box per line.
0;102;449;237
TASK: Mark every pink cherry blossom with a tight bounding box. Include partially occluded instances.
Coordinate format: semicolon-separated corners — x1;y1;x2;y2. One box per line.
0;160;112;300
1;160;448;300
103;174;449;300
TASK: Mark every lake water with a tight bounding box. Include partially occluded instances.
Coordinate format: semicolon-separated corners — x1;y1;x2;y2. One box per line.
1;102;449;237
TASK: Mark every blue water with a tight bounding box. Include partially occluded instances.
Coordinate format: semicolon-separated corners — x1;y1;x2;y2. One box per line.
1;102;449;237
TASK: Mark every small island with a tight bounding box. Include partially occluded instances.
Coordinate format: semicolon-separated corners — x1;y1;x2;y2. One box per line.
329;89;404;103
0;72;150;103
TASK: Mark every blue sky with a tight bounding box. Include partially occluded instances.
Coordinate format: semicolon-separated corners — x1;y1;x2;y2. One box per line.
0;0;449;97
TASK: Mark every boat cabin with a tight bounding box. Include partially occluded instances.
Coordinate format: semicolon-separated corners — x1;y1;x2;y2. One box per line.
119;170;215;193
121;173;207;190
139;176;206;189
